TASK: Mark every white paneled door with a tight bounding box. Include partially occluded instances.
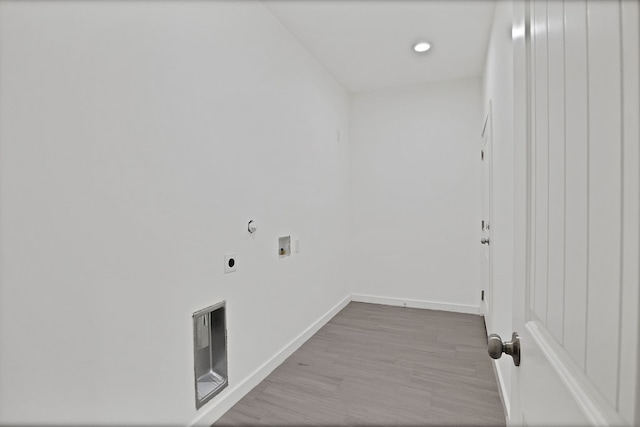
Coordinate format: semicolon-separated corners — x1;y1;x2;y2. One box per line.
511;0;639;425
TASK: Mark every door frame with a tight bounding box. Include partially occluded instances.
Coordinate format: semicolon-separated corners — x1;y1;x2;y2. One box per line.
511;1;529;420
480;104;494;328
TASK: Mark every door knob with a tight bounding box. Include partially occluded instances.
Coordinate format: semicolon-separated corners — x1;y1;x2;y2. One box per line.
481;237;490;245
488;332;520;366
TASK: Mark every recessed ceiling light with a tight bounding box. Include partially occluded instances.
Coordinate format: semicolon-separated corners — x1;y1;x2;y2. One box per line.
413;42;431;53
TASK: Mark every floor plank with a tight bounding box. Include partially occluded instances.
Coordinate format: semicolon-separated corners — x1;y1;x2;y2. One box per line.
215;302;506;426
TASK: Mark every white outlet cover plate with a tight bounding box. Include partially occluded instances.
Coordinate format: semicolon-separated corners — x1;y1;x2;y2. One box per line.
224;253;237;273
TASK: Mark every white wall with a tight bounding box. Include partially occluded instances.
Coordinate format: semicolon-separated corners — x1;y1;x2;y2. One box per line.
350;78;483;310
482;0;514;416
0;1;350;425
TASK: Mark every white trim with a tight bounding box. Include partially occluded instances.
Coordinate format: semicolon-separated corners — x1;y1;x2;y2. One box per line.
491;359;512;425
351;294;480;315
480;298;489;320
189;294;352;427
526;321;625;426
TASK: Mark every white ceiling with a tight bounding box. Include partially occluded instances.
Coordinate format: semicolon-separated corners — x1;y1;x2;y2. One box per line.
263;0;497;93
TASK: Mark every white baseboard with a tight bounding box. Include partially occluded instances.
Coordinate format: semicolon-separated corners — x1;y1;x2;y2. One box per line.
480;298;489;318
491;359;511;425
189;294;352;427
351;293;480;315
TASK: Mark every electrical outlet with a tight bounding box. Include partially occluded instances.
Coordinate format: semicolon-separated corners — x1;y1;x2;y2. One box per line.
278;236;291;257
224;253;237;273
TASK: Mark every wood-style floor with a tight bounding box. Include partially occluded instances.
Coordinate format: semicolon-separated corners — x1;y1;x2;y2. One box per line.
216;302;506;426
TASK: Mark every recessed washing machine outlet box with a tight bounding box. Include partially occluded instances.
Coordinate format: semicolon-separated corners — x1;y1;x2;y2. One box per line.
224;253;237;273
193;301;228;409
